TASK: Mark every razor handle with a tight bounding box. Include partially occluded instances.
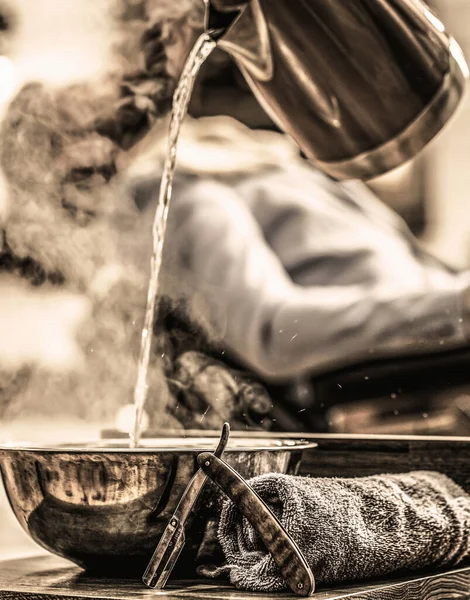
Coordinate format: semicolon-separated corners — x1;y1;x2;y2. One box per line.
198;452;315;597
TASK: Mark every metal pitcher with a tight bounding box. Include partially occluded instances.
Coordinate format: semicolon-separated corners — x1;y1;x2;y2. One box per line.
203;0;468;180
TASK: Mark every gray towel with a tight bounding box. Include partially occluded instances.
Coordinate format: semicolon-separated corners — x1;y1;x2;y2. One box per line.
209;471;470;592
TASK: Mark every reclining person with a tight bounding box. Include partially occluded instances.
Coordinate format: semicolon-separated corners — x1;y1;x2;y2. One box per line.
133;109;470;384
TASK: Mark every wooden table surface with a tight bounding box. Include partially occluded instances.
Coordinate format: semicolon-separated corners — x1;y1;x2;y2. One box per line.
1;555;470;600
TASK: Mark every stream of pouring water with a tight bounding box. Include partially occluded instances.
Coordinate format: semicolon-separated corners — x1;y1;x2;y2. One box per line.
130;33;216;447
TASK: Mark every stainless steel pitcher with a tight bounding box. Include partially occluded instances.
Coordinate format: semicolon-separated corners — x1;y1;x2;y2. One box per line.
203;0;468;180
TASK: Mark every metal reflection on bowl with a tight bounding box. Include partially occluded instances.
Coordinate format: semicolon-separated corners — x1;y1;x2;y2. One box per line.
0;436;316;576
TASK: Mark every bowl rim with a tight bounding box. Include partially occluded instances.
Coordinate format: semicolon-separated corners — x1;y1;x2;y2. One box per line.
0;437;318;454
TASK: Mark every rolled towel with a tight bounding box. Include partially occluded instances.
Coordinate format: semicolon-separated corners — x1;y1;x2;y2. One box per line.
210;471;470;592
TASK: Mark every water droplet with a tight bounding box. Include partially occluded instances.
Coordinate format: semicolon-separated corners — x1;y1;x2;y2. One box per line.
200;406;210;422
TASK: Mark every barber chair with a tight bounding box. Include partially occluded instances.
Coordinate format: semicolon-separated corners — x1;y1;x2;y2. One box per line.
266;346;470;436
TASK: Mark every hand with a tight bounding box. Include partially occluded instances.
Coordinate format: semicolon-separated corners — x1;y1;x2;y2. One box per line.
165;350;272;430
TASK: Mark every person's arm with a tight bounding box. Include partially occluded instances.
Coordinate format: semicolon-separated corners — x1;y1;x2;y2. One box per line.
165;179;467;381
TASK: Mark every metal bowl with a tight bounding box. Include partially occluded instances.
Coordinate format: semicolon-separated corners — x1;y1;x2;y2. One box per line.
0;436;315;575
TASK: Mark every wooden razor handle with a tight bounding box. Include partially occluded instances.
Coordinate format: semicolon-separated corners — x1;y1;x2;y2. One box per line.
197;452;315;597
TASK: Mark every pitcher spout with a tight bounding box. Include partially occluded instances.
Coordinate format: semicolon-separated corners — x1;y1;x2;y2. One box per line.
203;0;244;41
204;0;273;82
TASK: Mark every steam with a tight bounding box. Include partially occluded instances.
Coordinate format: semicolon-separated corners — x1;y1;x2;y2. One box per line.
0;0;180;430
0;164;9;224
6;0;114;90
0;275;90;371
0;56;17;105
